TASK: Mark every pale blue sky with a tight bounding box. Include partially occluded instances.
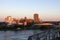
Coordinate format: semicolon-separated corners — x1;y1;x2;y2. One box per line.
0;0;60;21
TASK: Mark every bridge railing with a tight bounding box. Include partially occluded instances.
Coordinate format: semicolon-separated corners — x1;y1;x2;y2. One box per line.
28;29;60;40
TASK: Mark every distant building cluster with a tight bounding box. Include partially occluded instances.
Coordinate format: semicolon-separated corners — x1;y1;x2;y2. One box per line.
5;13;41;25
0;13;60;30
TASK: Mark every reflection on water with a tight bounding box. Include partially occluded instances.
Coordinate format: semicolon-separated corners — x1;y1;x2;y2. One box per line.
0;30;45;40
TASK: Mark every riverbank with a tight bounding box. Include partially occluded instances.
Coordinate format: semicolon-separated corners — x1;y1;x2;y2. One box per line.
0;27;55;31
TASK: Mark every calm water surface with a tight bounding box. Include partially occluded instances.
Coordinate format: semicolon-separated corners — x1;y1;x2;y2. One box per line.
0;30;45;40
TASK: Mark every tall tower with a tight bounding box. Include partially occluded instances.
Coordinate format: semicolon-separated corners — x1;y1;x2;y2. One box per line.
34;13;39;23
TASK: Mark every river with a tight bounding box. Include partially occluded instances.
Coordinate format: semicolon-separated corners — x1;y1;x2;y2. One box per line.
0;30;45;40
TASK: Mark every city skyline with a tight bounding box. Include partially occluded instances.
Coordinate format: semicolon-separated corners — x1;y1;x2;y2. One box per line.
0;0;60;21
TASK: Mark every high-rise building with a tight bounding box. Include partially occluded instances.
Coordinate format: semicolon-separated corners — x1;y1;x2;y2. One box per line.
24;17;28;26
34;13;39;23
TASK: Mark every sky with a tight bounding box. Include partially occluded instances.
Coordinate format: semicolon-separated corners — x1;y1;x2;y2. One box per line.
0;0;60;21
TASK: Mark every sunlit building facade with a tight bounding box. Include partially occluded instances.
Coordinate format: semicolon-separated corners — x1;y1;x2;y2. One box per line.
5;16;13;24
